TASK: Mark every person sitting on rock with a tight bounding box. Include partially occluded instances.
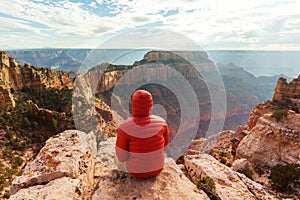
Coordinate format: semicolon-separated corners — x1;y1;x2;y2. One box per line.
115;89;170;179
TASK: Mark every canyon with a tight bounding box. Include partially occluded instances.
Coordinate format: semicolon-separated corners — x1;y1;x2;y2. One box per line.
1;49;299;199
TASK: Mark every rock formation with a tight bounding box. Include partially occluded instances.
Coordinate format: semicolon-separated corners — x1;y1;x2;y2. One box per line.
9;129;273;200
9;130;211;200
187;129;248;166
273;75;300;102
0;51;72;90
272;76;300;113
0;84;15;108
184;154;274;200
185;74;300;199
0;51;73;108
242;75;300;170
236;111;300;169
10;130;98;199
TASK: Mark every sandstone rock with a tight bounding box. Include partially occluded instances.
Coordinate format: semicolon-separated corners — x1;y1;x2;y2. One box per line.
9;177;81;200
232;158;251;172
26;100;66;122
236;113;300;169
188;129;247;165
96;137;117;169
92;159;209;200
94;136;210;199
0;84;15;108
184;154;273;200
235;173;274;200
10;130;97;198
0;51;73;91
10;131;210;200
273;75;300;102
0;51;73;108
247;104;273;130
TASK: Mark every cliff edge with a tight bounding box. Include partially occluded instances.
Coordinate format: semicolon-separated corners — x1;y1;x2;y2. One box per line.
9;130;273;200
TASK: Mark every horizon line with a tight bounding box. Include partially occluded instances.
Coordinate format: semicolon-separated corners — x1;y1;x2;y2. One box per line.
2;48;300;51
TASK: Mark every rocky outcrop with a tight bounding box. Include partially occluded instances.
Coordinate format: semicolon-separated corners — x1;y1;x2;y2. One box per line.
26;100;67;122
273;75;300;102
1;51;72;90
93;160;209;200
0;84;15;108
10;130;97;198
236;111;300;169
235;108;300;196
9;177;81;200
247;103;273;130
137;51;209;64
94;138;209;199
247;74;300;130
184;154;274;200
10;131;210;200
187;129;249;166
9;129;273;200
0;51;73;108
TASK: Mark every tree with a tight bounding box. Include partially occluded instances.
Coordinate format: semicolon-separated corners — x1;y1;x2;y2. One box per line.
269;164;300;191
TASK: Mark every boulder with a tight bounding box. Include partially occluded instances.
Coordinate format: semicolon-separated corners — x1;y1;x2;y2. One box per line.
184;154;274;200
9;177;81;200
94;137;209;200
10;133;210;200
232;158;251;172
92;160;209;200
10;130;97;198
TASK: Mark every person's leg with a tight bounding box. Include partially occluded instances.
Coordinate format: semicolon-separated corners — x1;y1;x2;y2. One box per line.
114;155;128;172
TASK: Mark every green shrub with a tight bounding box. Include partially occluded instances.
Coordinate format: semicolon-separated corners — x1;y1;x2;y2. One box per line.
269;163;300;191
237;168;253;180
12;156;23;169
51;117;58;131
195;176;220;200
23;117;31;127
271;110;288;122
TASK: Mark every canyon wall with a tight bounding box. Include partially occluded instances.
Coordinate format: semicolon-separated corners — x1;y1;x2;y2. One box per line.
0;51;73;108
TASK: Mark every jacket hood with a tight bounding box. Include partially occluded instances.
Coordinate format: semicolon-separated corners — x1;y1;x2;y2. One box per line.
131;90;153;117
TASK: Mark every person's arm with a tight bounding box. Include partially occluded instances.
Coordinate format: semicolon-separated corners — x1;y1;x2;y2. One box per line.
115;128;129;162
163;124;170;149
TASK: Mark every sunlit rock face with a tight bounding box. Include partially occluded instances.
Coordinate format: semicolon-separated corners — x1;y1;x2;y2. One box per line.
237;111;300;169
0;51;73;108
273;75;300;102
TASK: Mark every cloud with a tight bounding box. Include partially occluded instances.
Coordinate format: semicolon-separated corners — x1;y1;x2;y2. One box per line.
0;0;299;49
0;16;44;35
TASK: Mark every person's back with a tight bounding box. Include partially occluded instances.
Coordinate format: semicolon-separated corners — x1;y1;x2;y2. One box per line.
115;90;170;178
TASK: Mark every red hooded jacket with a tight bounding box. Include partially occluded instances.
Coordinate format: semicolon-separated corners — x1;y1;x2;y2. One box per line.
116;90;170;178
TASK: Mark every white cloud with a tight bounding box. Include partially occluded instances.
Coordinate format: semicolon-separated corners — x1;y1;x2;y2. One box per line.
0;0;299;49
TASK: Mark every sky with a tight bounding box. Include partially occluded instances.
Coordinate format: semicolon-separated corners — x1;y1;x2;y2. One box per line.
0;0;300;50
